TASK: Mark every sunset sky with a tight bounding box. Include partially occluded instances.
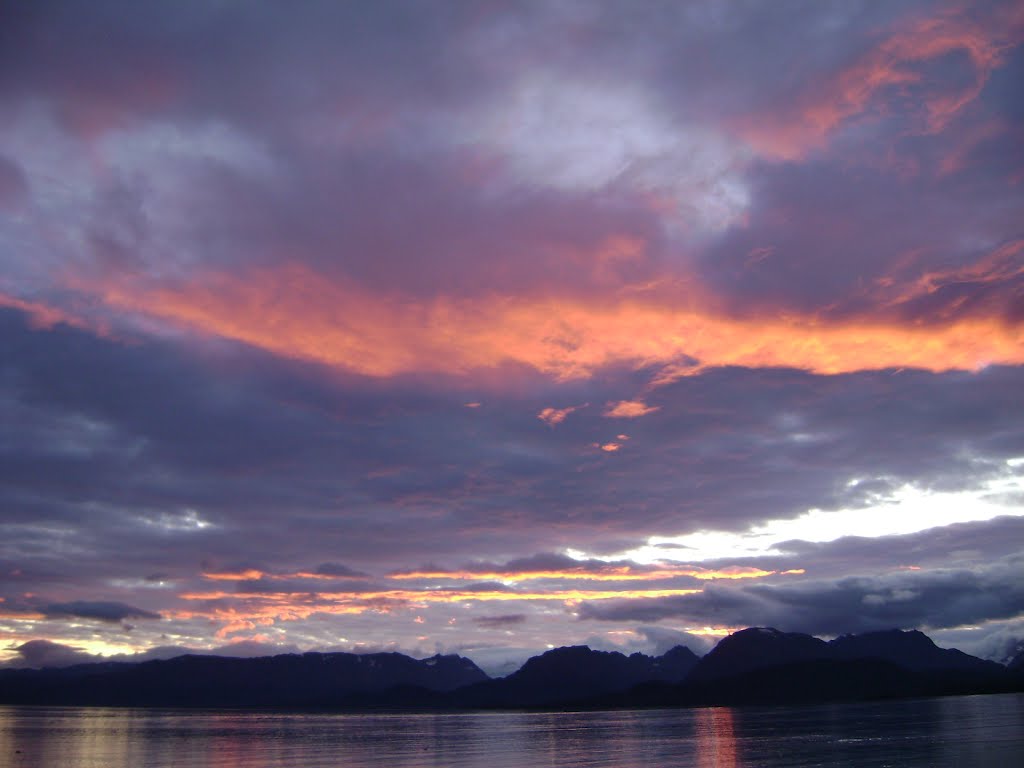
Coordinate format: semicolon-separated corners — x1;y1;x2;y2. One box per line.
1;0;1023;675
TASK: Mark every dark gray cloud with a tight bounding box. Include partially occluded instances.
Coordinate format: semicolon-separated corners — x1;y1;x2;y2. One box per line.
633;626;714;657
42;601;162;623
579;555;1024;637
932;620;1024;665
311;563;369;578
473;614;528;629
0;154;27;209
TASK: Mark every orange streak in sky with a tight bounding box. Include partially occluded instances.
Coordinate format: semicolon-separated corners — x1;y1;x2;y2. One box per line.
202;570;265;581
289;571;369;581
202;569;368;582
179;587;701;603
171;586;704;637
388;565;778;582
0;611;47;621
88;264;1024;382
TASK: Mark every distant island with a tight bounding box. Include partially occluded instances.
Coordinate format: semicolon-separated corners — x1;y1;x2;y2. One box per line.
2;627;1022;710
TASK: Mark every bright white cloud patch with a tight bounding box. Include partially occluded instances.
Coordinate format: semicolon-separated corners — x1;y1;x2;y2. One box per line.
585;470;1024;563
459;75;750;233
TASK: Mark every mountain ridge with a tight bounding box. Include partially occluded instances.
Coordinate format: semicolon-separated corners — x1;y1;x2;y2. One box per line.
1;627;1019;709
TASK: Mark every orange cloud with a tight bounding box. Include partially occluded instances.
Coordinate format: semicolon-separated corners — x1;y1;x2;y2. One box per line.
171;584;706;638
202;569;265;581
169;601;371;639
604;399;660;418
80;262;1024;384
739;5;1023;159
173;569;808;638
0;610;46;621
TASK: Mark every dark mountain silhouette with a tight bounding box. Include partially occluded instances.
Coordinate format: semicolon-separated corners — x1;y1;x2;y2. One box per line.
599;658;924;709
686;627;831;682
0;651;486;707
588;627;1018;710
1;628;1017;710
656;644;703;679
450;644;699;708
1007;646;1024;688
829;629;1005;675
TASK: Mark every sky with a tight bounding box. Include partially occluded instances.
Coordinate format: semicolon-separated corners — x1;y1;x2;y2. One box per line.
1;0;1023;676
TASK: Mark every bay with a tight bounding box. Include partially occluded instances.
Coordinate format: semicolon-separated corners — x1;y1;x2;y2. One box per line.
1;693;1021;767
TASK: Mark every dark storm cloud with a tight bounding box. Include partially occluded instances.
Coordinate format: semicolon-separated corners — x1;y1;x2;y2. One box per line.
932;620;1024;665
768;516;1024;575
0;1;493;127
578;554;1024;637
312;563;369;579
41;601;161;623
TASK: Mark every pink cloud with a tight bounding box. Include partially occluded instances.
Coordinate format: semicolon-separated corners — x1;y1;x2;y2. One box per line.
538;405;583;427
604;400;660;419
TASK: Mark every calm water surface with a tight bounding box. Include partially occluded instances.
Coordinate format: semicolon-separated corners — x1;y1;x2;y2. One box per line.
1;693;1022;767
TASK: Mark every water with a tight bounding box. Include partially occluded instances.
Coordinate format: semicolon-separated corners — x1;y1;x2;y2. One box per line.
0;694;1021;767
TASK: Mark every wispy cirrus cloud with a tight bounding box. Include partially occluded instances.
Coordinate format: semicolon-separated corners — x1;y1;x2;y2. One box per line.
736;2;1024;159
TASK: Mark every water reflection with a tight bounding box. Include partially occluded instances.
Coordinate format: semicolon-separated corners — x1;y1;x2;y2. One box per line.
0;694;1022;768
695;707;737;768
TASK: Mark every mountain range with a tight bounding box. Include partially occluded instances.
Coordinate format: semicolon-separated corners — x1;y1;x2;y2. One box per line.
1;627;1021;709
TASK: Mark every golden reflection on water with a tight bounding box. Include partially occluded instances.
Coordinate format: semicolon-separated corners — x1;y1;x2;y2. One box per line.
695;707;737;768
